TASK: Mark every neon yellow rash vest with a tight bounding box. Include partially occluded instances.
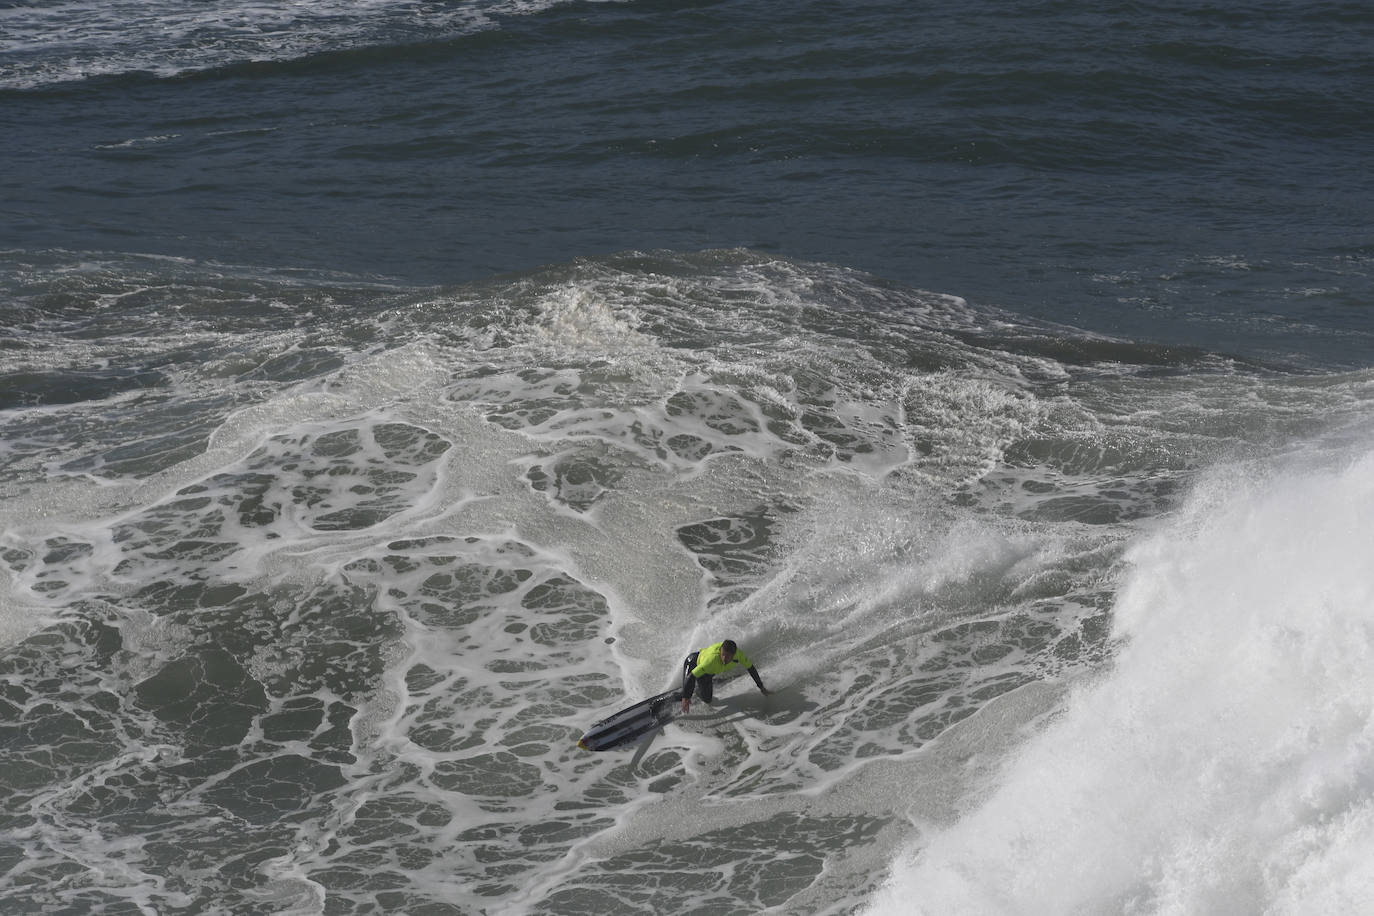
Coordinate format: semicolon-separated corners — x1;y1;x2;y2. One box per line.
691;641;752;678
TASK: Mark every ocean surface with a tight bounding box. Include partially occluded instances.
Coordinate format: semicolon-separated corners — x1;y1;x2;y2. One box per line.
2;1;1373;914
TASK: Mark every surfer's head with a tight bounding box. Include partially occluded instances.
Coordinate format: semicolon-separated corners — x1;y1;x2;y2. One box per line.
720;639;737;662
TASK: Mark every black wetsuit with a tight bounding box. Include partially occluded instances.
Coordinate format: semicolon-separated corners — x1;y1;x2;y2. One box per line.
681;651;712;703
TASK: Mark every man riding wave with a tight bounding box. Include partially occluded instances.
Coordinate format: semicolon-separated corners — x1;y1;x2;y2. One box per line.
680;639;769;713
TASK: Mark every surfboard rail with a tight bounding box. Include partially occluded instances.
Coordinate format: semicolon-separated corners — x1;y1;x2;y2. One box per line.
577;688;682;751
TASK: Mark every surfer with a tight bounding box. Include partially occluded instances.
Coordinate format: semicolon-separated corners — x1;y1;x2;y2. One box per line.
680;639;769;713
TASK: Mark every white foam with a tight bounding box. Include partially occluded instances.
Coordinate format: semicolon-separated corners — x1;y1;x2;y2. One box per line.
6;254;1373;913
865;446;1374;915
0;0;595;89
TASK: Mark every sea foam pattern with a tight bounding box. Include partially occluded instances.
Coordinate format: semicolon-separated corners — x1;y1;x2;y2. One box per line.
3;252;1372;912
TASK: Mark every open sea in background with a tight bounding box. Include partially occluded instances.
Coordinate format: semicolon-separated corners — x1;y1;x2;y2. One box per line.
2;1;1373;913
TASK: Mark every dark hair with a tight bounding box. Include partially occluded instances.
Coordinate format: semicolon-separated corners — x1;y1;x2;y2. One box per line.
721;639;737;654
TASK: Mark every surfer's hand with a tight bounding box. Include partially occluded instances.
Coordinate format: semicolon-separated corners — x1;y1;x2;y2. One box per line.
760;688;771;697
680;698;690;713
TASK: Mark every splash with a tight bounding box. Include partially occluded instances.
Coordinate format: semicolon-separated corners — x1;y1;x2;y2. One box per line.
867;446;1374;915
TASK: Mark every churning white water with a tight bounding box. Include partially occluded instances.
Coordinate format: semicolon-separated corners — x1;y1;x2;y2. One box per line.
869;444;1374;915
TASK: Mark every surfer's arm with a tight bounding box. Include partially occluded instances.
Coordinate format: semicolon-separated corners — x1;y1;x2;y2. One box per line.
747;665;769;695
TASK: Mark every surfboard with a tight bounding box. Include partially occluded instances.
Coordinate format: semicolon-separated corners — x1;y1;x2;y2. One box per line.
577;688;681;751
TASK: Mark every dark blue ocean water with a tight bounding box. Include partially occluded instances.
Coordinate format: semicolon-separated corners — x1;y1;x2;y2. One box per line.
4;3;1374;915
4;0;1372;367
